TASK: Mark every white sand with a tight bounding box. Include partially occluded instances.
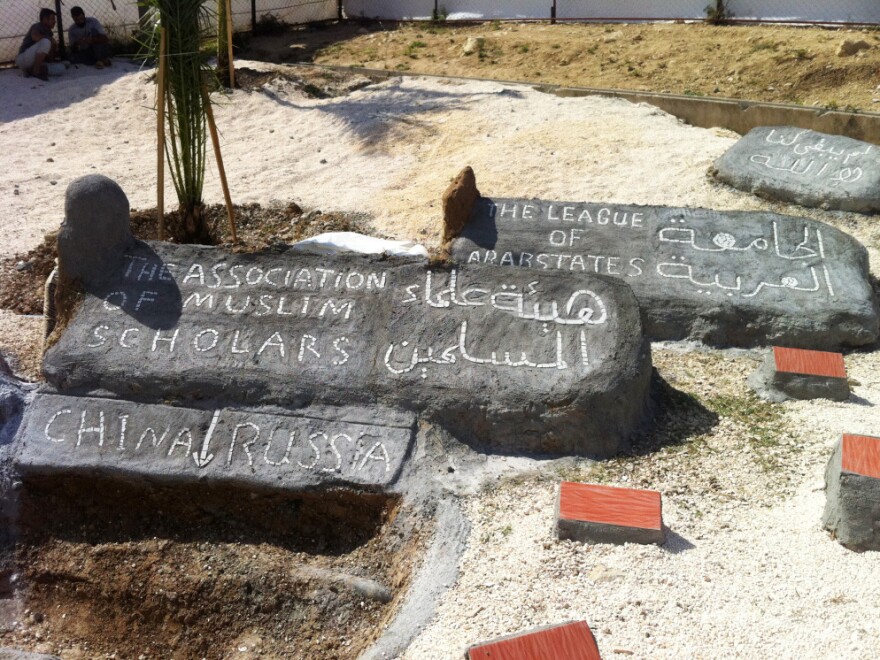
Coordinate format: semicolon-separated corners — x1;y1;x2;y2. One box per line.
2;61;880;659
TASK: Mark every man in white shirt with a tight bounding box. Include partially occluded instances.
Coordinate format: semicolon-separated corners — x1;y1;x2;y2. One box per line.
16;8;58;80
68;6;111;69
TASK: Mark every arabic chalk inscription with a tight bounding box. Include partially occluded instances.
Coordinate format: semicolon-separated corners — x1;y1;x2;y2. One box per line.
450;197;878;348
713;127;880;213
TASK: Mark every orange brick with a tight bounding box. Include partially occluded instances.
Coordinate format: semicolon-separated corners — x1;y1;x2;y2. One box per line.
559;482;662;531
841;434;880;479
773;346;846;379
467;621;601;660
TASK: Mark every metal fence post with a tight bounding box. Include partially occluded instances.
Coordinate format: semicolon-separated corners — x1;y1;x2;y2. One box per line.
54;0;66;58
251;0;257;33
338;0;343;21
551;0;557;24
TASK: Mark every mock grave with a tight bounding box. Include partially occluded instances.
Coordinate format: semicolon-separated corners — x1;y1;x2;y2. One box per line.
822;434;880;552
14;174;657;503
713;127;880;214
749;346;850;402
449;197;879;350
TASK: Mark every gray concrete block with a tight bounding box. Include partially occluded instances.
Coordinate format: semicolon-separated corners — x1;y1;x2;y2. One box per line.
15;394;415;491
450;197;878;350
749;347;850;402
42;245;653;457
57;175;134;287
554;481;665;546
713;127;880;214
822;434;880;552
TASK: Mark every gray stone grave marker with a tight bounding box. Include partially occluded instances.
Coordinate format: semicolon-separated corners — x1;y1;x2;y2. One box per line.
713;127;880;213
42;242;652;457
16;394;414;490
449;197;878;349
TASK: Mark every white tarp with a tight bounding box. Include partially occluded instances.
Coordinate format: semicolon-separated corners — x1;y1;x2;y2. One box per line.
291;232;429;258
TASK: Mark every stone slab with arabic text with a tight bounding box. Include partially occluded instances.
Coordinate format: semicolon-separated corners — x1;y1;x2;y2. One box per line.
449;197;878;349
42;244;652;456
15;394;415;490
713;127;880;213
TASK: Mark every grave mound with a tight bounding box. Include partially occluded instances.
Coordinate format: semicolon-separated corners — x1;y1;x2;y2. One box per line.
449;197;878;350
712;127;880;214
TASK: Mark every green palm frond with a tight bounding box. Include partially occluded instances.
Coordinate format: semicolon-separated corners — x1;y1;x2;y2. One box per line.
141;0;216;214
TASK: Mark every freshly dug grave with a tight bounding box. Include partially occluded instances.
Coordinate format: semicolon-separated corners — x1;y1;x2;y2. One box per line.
2;475;426;659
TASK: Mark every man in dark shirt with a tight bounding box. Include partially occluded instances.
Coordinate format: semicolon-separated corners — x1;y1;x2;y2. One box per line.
68;6;111;68
16;8;58;81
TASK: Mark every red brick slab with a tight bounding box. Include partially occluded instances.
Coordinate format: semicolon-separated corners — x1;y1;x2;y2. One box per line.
773;346;846;379
842;434;880;479
467;620;601;660
559;482;662;531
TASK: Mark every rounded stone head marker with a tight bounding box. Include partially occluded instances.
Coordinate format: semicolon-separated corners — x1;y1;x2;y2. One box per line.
57;175;134;286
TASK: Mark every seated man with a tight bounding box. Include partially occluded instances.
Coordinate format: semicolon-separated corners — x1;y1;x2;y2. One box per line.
15;8;58;81
68;6;111;68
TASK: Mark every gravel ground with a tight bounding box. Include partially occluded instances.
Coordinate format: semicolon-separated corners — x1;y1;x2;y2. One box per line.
404;348;880;660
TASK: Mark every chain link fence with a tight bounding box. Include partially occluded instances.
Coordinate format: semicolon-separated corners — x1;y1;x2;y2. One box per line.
4;1;878;65
1;0;339;65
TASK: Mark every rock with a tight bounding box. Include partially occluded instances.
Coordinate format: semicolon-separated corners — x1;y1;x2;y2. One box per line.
603;31;624;43
837;39;871;56
1;371;32;447
462;37;484;56
822;434;880;551
714;127;880;214
749;346;850;402
442;166;480;244
0;649;61;660
57;175;134;287
450;197;879;350
41;244;653;457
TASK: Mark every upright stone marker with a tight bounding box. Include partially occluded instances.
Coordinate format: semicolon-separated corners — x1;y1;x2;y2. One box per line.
823;433;880;551
713;127;880;213
42;242;652;457
57;175;134;286
749;346;850;402
450;198;878;349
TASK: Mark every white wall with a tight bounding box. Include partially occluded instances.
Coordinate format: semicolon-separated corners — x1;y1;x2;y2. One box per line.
344;0;880;23
1;0;338;64
730;0;880;23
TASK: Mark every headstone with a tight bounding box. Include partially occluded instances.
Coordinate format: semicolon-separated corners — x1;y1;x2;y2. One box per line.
713;127;880;213
449;198;879;350
466;620;601;660
822;434;880;551
555;481;665;545
42;242;653;457
15;394;414;490
57;175;134;286
441;166;480;244
749;346;849;402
